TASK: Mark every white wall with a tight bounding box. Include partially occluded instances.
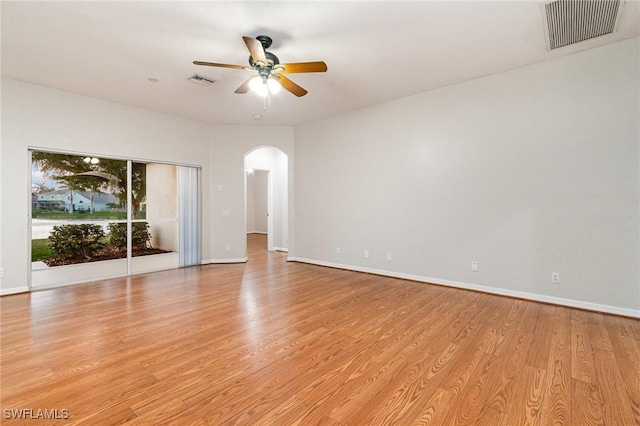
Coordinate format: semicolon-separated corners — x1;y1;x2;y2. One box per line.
0;78;294;293
293;38;640;316
0;78;4;287
208;129;294;262
254;171;268;233
245;147;289;249
246;172;257;233
3;38;637;316
246;170;268;234
0;79;210;294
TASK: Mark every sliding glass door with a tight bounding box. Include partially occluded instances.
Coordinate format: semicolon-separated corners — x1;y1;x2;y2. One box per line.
30;150;199;289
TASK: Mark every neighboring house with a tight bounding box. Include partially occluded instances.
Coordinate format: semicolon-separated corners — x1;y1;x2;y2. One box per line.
86;192;122;212
34;189;68;210
35;190;119;212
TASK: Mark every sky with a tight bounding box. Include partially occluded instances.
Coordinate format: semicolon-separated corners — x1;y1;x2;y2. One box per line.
31;162;60;192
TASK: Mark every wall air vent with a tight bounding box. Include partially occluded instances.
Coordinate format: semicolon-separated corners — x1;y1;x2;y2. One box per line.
544;0;622;50
188;74;217;86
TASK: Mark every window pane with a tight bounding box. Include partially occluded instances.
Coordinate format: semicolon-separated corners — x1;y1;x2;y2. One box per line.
30;152;190;286
131;162;146;220
131;162;178;273
138;162;178;257
31;152;128;286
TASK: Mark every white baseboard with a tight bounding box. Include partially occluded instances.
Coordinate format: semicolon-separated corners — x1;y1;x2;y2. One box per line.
247;231;268;235
274;247;289;253
286;257;640;318
31;274;129;292
0;286;30;296
201;257;248;264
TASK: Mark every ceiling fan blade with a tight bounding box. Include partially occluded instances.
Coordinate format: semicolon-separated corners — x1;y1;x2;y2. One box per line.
234;77;254;94
193;61;248;70
274;74;308;97
243;36;268;65
278;61;328;74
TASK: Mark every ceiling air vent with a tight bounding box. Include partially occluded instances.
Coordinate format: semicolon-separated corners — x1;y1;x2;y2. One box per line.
543;0;622;50
188;74;217;86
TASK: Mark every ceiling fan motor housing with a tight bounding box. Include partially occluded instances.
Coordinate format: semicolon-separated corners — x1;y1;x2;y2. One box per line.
249;51;280;68
256;35;273;49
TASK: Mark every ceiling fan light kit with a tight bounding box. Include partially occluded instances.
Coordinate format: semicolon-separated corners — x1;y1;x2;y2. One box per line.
248;75;281;97
193;35;327;102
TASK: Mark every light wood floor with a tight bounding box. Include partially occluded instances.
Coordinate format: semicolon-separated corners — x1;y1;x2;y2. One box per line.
1;234;639;425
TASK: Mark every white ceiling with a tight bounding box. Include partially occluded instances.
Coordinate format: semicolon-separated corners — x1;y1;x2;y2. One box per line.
2;1;638;126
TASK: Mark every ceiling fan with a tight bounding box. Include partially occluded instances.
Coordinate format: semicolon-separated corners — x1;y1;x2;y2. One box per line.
193;35;327;97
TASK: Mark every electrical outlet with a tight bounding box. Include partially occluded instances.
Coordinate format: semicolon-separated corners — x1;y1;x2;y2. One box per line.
386;252;392;262
364;250;369;259
335;247;341;255
471;261;479;272
0;268;4;279
225;244;230;252
552;272;560;284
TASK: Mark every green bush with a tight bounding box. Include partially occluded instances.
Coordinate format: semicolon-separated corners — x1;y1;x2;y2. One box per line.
48;224;106;260
108;222;151;249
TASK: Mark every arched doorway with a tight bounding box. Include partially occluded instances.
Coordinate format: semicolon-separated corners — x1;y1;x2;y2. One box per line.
244;146;288;257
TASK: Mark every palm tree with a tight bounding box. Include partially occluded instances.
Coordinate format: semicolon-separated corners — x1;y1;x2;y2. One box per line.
31;182;54;194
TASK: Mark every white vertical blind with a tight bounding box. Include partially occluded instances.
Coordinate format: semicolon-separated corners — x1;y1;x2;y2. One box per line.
126;160;132;273
178;166;201;267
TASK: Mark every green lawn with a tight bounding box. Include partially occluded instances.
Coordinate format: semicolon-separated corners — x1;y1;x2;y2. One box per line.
32;239;55;262
32;211;144;220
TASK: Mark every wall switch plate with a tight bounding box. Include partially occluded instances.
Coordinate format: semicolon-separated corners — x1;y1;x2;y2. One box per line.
471;261;479;272
335;247;341;255
386;252;392;262
221;210;230;217
364;250;369;259
224;244;230;252
217;184;223;192
0;268;4;279
552;272;560;284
